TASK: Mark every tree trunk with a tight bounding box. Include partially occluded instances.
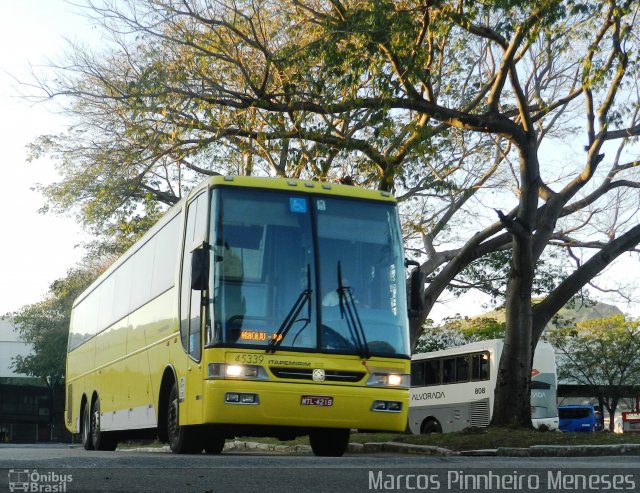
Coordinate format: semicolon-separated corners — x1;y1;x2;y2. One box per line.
597;397;605;431
491;139;538;428
608;398;619;432
491;233;534;427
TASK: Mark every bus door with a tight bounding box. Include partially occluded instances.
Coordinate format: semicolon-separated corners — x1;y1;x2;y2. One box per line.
179;191;209;425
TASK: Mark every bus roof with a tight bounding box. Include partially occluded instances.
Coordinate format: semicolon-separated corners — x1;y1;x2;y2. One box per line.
412;338;555;360
200;175;396;203
412;339;504;360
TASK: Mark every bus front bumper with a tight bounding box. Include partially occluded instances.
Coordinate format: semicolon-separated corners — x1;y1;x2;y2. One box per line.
202;379;408;432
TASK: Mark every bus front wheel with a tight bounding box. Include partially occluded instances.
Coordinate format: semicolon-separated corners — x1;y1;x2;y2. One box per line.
421;418;442;434
167;386;204;454
309;428;350;457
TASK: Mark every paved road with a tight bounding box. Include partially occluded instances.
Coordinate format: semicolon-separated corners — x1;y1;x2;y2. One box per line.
1;444;638;492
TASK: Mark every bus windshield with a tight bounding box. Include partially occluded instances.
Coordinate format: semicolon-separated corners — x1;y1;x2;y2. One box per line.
208;187;409;357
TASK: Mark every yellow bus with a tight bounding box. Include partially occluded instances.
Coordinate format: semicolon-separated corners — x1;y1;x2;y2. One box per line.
65;176;416;456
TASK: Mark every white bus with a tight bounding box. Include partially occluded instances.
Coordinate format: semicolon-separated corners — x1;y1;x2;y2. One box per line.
408;339;558;433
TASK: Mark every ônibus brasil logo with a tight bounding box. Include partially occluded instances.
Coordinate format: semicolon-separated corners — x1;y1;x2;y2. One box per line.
8;469;73;492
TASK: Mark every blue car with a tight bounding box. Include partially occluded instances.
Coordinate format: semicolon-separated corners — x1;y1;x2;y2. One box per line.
558;405;600;432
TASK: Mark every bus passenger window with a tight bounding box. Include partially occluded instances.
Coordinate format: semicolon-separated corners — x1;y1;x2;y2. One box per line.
425;359;441;385
472;352;490;381
456;355;470;382
442;358;456;384
411;362;425;387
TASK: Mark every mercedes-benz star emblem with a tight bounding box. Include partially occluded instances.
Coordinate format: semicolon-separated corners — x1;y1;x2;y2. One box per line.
312;369;325;382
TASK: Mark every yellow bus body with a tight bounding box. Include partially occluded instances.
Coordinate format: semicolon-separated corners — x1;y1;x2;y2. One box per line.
65;176;410;451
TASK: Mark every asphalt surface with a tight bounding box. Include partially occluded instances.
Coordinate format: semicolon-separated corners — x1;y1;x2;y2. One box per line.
1;443;640;492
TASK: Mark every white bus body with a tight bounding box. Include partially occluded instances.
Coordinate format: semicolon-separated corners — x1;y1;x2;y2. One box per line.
408;339;558;434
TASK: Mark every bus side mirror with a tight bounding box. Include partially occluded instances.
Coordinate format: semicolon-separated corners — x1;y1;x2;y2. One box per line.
405;260;424;319
191;243;210;291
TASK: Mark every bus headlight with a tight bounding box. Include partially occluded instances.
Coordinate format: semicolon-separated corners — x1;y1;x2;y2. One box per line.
207;363;269;380
366;372;410;388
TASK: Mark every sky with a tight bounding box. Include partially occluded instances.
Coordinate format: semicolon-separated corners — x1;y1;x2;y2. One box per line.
0;1;637;321
0;0;93;316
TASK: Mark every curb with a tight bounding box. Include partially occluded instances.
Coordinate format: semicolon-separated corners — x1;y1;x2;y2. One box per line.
115;441;640;457
463;444;640;457
352;442;457;456
526;444;640;457
224;440;312;454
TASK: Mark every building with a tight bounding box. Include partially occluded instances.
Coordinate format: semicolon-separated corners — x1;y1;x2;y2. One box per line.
0;317;33;376
0;317;53;442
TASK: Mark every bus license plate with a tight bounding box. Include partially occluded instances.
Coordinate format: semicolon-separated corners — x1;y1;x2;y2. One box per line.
301;395;333;407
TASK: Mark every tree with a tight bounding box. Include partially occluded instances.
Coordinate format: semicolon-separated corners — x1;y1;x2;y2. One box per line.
414;319;467;353
25;0;640;427
415;316;505;352
547;315;640;431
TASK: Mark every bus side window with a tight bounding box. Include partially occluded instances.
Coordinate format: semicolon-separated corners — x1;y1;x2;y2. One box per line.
442;357;456;384
425;359;441;385
411;362;425;387
456;355;470;382
479;352;489;380
472;352;489;381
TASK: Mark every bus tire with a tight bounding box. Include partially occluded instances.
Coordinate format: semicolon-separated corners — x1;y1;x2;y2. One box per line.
421;418;442;434
309;428;350;457
81;401;94;451
167;385;203;454
91;396;118;451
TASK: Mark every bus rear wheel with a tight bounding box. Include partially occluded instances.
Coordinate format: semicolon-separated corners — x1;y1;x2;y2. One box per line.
309;428;350;457
81;402;94;450
91;397;118;451
421;418;442;434
167;385;204;454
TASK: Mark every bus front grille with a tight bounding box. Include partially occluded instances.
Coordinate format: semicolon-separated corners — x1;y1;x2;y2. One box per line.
269;368;365;382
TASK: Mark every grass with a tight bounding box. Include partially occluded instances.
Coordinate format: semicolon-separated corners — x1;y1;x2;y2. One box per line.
352;428;640;451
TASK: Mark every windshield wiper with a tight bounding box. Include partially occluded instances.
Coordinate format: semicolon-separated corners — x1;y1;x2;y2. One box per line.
337;262;369;359
266;265;312;353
